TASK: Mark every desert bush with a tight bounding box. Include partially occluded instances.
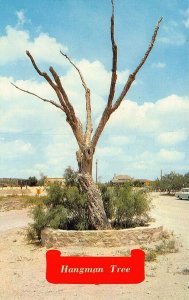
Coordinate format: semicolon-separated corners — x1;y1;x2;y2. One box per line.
28;184;88;241
27;176;38;187
29;204;48;241
98;184;115;219
155;239;178;254
145;249;157;262
142;235;178;262
28;181;151;241
181;268;189;275
153;171;186;193
63;166;79;187
106;184;151;228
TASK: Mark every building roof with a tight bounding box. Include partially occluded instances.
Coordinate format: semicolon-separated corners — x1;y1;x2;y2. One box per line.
44;177;65;185
112;175;133;183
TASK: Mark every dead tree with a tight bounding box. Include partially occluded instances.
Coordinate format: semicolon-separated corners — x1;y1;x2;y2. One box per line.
12;0;162;229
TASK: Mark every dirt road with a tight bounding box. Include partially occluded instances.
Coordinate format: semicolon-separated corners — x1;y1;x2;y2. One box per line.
150;193;189;248
0;193;188;300
0;209;31;232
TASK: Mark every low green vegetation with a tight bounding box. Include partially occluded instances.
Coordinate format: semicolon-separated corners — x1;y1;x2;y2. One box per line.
153;171;189;194
100;183;151;228
27;181;151;242
143;237;178;262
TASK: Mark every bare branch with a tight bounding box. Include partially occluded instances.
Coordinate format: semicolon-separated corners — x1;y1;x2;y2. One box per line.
12;81;85;148
84;88;92;145
133;17;163;77
17;50;85;149
91;108;111;149
11;82;65;111
90;0;119;149
92;17;163;148
26;51;57;90
60;51;88;91
60;51;93;145
26;50;69;112
49;66;75;116
49;66;86;146
112;16;163;112
107;0;118;107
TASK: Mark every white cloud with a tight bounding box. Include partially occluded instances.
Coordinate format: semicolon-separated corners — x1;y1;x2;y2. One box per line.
159;34;185;46
151;62;166;69
107;136;134;145
183;7;189;29
1;71;188;179
0;26;68;65
0;76;65;134
117;70;130;85
158;149;185;162
16;10;26;26
0;10;188;180
159;23;186;46
157;130;188;146
108;95;189;134
75;59;129;97
96;146;124;157
0;140;35;158
0;50;131;131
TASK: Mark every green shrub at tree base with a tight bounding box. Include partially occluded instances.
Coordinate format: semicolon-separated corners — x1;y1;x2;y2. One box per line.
63;166;79;187
28;182;151;241
28;184;88;241
99;183;151;228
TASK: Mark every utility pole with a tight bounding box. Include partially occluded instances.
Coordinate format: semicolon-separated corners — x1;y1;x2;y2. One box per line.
161;169;163;180
96;159;98;184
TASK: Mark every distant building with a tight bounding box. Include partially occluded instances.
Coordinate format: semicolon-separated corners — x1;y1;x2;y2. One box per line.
44;177;65;186
112;174;133;184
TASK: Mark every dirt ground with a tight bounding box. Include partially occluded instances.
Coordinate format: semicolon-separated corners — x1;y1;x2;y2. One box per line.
0;192;188;300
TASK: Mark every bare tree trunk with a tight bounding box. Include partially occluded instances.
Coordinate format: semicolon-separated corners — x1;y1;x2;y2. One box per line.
76;149;111;230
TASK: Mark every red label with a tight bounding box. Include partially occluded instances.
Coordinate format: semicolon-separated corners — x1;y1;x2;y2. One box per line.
46;249;145;284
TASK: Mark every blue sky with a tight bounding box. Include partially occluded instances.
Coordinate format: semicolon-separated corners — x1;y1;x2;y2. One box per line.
0;0;189;181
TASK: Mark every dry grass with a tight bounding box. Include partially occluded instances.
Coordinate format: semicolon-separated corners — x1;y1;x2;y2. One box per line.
0;195;46;211
142;237;179;262
180;268;189;275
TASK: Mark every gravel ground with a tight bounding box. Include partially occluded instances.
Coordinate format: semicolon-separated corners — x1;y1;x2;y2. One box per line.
0;192;188;300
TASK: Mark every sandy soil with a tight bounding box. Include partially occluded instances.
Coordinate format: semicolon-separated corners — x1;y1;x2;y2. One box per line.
0;209;31;232
0;192;188;300
0;186;47;197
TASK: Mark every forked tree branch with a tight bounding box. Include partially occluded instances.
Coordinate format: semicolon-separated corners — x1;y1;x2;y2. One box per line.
92;14;163;149
49;66;76;118
14;51;85;149
11;82;65;111
107;0;118;107
112;16;163;112
48;65;85;146
60;50;92;146
26;50;72;114
26;51;57;90
60;51;88;91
